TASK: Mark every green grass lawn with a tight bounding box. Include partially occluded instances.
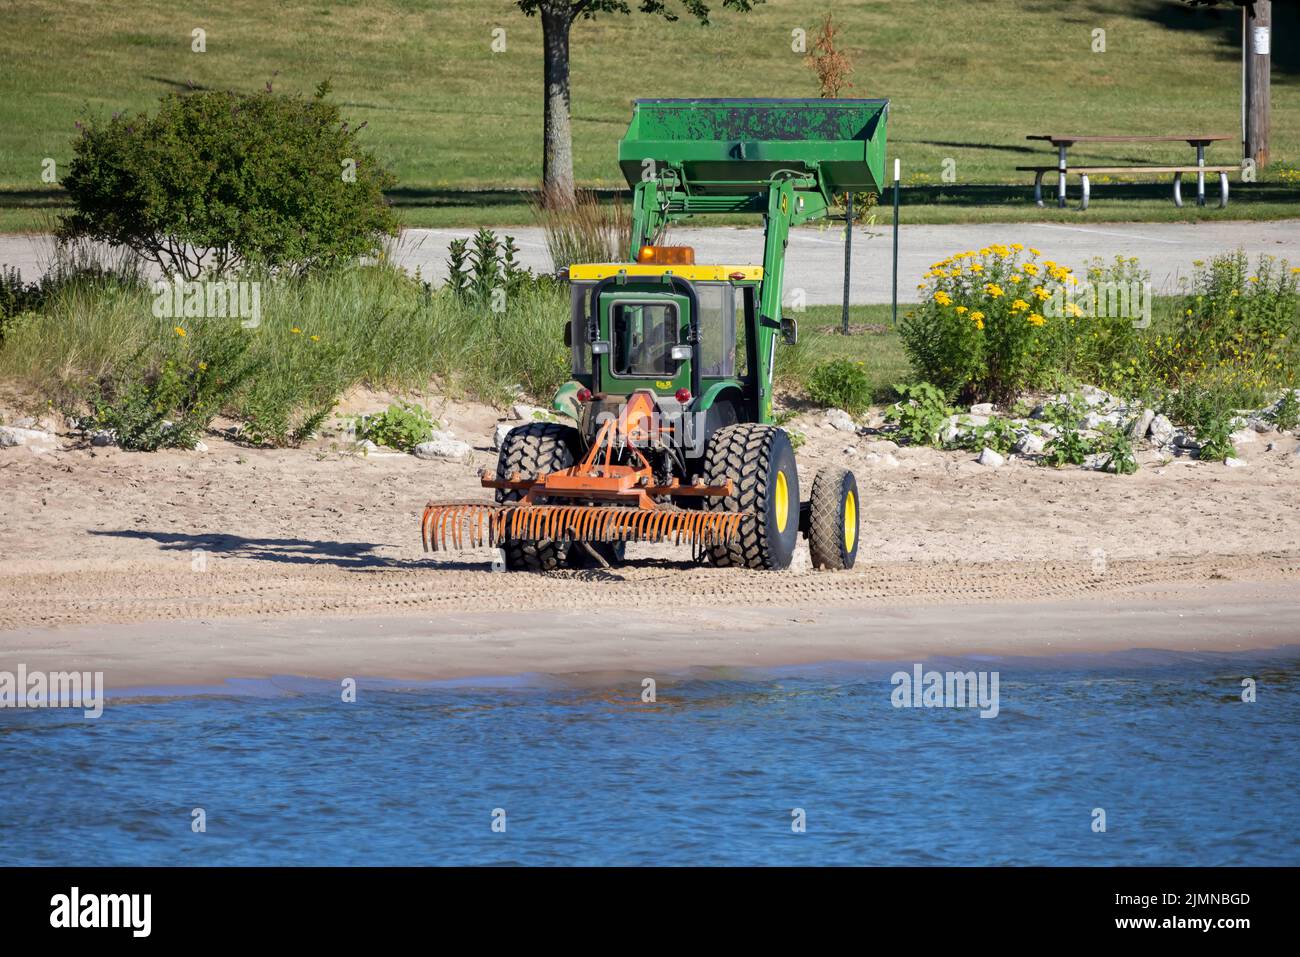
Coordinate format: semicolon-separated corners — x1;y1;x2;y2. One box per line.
1;0;1296;232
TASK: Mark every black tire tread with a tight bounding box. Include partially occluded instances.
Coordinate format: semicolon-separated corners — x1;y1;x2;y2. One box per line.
808;466;854;570
495;421;579;571
702;423;789;570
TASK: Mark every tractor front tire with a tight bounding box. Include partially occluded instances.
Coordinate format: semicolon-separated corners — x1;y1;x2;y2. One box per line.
808;466;859;571
495;421;580;572
702;424;800;570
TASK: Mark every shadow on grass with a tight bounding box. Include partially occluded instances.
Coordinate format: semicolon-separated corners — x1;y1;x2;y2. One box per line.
383;186;629;211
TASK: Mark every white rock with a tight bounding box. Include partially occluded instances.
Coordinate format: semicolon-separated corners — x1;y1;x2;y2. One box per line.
413;435;472;462
1013;432;1045;455
862;451;900;468
494;422;516;450
969;403;995;416
0;426;55;447
842;446;858;456
1080;385;1118;408
511;403;542;421
864;439;899;454
824;408;857;433
90;430;117;447
1126;409;1155;440
193;441;209;453
1083;411;1120;430
1250;417;1275;433
976;447;1004;468
1230;428;1257;446
358;439;379;453
1225;456;1249;468
1148;414;1175;447
964;414;991;428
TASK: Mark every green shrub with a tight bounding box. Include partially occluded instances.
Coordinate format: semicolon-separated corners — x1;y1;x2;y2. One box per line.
901;244;1071;404
354;401;437;451
885;381;953;446
59;82;398;277
960;415;1019;455
1156;252;1300;407
82;324;256;450
807;358;872;414
1098;428;1138;475
1194;414;1235;463
1042;428;1094;468
1044;255;1149;395
1269;389;1299;432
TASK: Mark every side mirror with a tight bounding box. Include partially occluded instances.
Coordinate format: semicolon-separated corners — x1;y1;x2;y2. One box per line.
780;316;798;346
564;323;572;347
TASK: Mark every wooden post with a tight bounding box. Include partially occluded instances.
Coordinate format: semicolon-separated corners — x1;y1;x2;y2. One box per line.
1245;0;1271;169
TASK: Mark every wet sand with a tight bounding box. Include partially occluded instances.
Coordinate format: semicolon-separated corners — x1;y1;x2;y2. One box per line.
2;579;1294;688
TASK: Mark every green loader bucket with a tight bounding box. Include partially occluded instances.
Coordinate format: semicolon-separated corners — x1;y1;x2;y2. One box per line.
618;97;889;198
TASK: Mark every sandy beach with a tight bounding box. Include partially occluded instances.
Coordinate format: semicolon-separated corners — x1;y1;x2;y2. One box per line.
2;394;1298;686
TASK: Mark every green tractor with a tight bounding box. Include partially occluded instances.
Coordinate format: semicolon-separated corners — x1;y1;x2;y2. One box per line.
423;97;889;572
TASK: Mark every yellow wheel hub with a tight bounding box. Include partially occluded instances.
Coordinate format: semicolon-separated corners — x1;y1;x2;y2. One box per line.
774;471;789;533
843;490;857;552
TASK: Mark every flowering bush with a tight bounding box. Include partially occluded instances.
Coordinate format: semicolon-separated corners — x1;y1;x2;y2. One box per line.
1164;252;1299;395
900;244;1075;404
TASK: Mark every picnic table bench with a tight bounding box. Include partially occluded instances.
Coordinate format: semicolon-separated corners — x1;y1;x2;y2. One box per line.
1016;134;1236;210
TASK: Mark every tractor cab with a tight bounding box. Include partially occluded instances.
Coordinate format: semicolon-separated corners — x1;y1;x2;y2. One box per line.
565;249;762;446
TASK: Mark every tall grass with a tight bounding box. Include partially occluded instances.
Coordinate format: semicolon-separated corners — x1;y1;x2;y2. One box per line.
530;187;631;272
0;262;572;443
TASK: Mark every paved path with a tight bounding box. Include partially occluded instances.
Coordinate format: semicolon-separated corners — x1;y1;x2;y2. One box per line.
4;220;1298;304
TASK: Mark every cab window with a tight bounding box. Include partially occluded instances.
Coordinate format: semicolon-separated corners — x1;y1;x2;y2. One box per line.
612;302;678;377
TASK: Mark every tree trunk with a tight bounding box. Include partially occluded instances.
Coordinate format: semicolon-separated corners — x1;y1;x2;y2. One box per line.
541;6;576;207
1244;0;1271;169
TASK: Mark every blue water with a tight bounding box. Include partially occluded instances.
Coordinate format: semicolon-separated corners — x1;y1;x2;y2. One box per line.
2;647;1297;866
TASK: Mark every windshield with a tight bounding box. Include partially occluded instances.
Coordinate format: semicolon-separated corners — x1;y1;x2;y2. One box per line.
612;302;678;378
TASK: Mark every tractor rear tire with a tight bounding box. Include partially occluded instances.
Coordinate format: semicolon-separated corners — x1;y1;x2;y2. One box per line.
495;421;580;572
701;423;800;570
808;466;859;571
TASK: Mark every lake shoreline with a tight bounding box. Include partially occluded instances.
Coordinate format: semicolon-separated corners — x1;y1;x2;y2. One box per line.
3;579;1293;690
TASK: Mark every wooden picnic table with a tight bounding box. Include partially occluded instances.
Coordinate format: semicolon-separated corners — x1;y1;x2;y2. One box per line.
1019;134;1236;209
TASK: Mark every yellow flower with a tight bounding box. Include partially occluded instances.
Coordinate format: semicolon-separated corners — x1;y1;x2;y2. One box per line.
174;326;186;337
970;263;984;273
197;361;207;371
1009;274;1023;283
1026;313;1045;326
1032;286;1050;300
1292;266;1300;274
933;290;952;306
955;305;968;314
311;335;320;342
1029;248;1042;257
1011;243;1024;252
969;310;985;323
1010;299;1029;313
984;283;1004;298
291;327;302;334
1023;263;1040;276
